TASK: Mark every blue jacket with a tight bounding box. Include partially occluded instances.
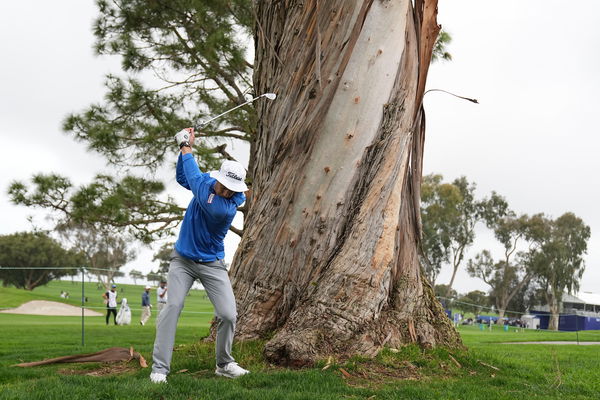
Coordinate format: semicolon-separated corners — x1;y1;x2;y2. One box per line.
142;291;150;307
174;153;245;262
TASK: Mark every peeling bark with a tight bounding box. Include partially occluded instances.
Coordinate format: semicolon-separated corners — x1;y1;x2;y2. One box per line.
228;0;461;366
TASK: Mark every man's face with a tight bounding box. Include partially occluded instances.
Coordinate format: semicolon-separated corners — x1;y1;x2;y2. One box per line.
214;181;235;199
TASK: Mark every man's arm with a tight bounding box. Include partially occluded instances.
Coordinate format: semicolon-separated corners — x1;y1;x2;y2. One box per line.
176;153;191;190
177;130;215;203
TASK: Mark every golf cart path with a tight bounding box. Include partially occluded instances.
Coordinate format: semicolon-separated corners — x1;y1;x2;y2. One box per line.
0;300;103;316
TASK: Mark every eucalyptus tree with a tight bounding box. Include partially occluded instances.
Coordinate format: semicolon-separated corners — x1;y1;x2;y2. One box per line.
227;0;463;366
468;213;554;323
529;213;590;330
421;174;508;294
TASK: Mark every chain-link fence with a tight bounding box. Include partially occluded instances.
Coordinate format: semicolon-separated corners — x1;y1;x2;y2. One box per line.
0;266;213;346
437;295;600;343
2;267;600;346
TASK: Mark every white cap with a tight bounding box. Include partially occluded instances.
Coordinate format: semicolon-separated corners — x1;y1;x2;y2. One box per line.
210;160;248;192
145;285;151;290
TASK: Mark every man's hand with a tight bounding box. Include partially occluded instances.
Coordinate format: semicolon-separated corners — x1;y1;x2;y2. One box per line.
175;128;194;147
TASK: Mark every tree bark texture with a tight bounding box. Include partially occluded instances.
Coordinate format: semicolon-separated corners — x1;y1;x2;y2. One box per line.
547;292;560;331
229;0;461;366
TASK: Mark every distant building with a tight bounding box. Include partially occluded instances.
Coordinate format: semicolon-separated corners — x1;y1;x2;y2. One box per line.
531;292;600;331
532;292;600;316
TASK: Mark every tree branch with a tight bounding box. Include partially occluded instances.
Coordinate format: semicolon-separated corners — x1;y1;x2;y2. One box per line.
229;225;243;237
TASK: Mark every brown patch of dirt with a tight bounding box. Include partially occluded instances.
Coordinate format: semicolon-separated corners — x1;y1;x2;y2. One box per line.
338;361;422;388
58;362;138;377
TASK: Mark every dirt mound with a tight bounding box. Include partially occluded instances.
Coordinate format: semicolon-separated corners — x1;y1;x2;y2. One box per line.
0;300;103;316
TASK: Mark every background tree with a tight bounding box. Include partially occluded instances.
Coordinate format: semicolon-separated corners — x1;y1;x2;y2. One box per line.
420;174;508;294
456;290;490;316
434;284;457;299
529;212;590;330
434;284;457;310
152;242;176;275
420;174;462;284
146;270;165;286
488;280;538;317
467;213;547;323
58;222;136;290
129;269;144;285
0;231;84;290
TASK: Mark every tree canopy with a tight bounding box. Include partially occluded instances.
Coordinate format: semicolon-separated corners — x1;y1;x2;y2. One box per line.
420;174;508;292
0;231;84;290
528;212;590;329
58;222;136;289
69;0;255;170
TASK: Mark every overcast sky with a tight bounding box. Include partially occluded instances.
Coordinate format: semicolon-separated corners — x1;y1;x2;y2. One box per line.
1;1;598;295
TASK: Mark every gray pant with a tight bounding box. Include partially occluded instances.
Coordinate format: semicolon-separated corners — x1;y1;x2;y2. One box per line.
152;250;237;375
155;301;166;323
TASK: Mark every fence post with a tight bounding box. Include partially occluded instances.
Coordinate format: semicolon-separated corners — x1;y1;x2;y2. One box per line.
81;267;85;347
576;314;579;345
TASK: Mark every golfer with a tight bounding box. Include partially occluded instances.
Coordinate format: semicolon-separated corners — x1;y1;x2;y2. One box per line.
150;127;249;383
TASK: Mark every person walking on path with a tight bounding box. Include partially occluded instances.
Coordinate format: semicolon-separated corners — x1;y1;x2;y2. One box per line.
150;127;249;384
102;284;118;325
156;280;168;320
140;285;152;326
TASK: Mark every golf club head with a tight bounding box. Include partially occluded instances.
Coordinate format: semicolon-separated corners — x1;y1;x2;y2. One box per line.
263;93;277;100
194;120;205;131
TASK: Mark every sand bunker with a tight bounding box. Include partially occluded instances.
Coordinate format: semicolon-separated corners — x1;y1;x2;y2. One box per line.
0;300;103;316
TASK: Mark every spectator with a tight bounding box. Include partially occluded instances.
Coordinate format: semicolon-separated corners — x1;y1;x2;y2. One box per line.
141;285;152;326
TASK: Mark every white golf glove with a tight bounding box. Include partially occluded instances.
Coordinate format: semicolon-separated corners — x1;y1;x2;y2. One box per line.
175;129;191;148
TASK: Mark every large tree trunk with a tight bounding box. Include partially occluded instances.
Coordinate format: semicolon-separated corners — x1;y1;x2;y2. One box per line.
548;293;560;331
229;0;461;366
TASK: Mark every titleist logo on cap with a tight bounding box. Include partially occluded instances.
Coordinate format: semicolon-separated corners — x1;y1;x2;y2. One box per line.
226;171;243;181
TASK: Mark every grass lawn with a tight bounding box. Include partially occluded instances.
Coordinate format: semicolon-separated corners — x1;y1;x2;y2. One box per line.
1;282;600;399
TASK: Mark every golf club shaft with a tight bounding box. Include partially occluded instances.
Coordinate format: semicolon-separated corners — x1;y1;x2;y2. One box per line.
195;95;263;130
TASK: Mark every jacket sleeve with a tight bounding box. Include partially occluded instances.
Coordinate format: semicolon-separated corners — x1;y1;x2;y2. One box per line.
176;153;191;190
181;153;212;204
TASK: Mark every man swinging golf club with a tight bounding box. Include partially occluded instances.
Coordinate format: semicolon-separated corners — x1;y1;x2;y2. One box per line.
150;127;249;383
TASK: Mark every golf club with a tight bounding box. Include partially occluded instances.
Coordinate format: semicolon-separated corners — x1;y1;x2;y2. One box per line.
194;93;277;130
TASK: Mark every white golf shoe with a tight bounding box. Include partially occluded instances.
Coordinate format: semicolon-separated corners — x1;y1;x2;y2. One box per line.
215;362;250;378
150;372;167;383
